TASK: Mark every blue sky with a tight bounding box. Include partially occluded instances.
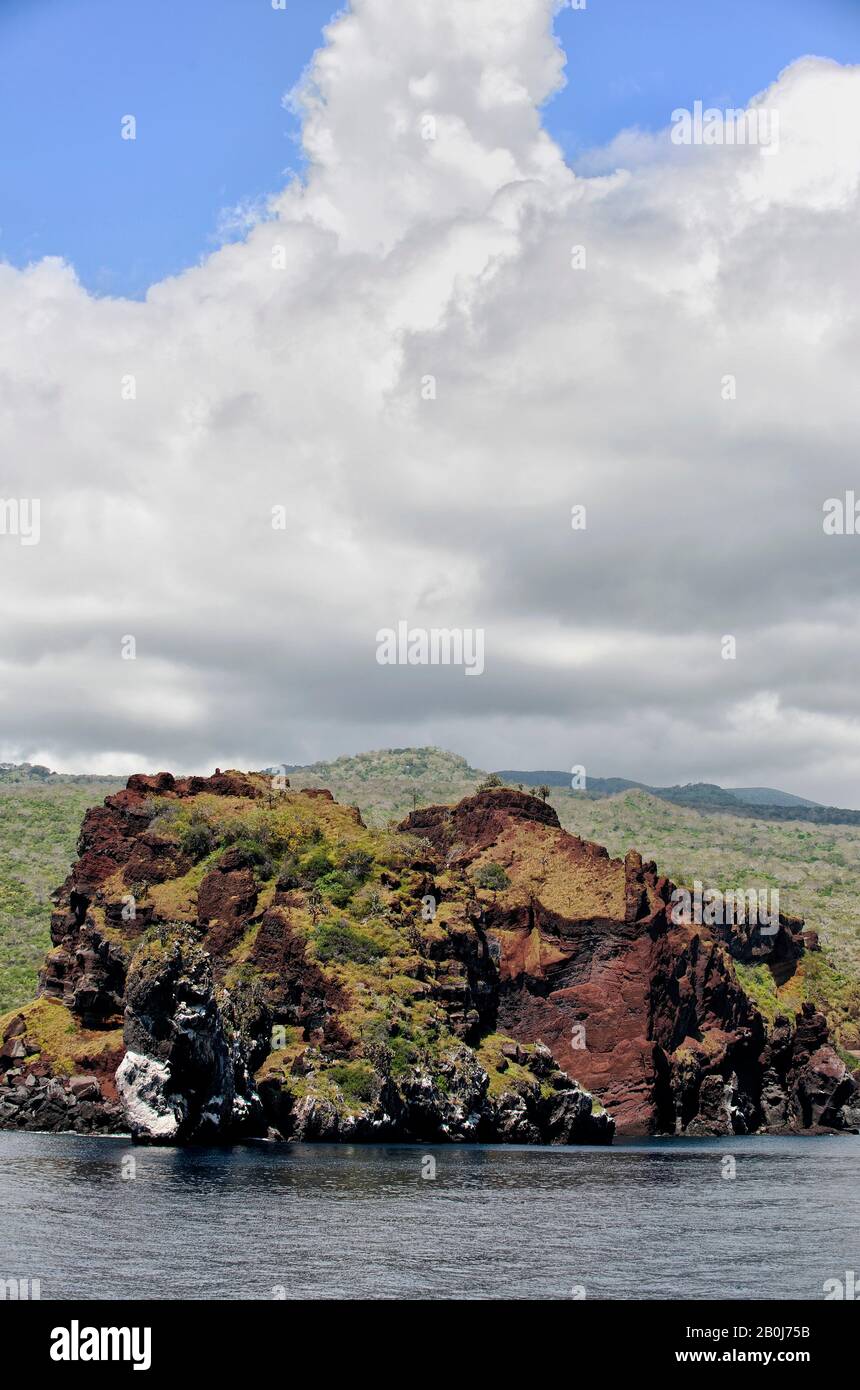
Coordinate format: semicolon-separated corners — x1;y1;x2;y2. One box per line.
1;0;858;298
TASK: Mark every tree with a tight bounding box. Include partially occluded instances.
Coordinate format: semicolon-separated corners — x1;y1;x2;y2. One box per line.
537;784;551;803
478;773;503;791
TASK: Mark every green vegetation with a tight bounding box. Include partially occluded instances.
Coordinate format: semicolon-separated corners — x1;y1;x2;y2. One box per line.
180;823;215;861
477;773;504;792
733;961;783;1022
299;846;335;880
313;920;385;965
1;751;859;1058
473;862;511;892
0;781;122;1013
0;996;123;1077
286;746;482;824
477;1033;534;1098
281;754;860;1051
325;1061;377;1107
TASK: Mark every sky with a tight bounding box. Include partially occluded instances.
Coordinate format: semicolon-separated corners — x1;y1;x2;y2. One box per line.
2;0;859;296
1;0;860;803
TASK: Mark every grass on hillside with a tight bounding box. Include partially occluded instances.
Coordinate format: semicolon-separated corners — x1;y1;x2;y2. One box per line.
285;747;483;825
0;782;121;1013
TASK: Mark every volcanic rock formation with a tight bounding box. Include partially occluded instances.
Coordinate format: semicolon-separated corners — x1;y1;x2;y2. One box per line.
0;776;856;1142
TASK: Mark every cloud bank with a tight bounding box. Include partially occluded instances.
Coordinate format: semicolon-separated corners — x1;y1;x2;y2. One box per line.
2;0;860;803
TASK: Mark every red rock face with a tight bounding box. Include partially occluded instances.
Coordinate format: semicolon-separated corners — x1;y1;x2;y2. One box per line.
407;787;560;860
401;790;858;1137
196;865;258;956
495;919;659;1134
476;847;686;1134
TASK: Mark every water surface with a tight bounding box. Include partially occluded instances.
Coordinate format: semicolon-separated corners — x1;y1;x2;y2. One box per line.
1;1132;857;1299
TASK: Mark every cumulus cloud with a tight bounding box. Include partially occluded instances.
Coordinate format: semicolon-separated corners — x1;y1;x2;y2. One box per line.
1;0;860;804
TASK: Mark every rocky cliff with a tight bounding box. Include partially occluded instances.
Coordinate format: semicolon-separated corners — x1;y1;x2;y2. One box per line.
0;774;857;1143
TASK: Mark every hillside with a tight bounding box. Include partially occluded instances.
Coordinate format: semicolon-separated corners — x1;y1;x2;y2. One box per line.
0;780;125;1013
0;762;125;790
283;747;483;822
498;770;840;818
2;774;856;1143
732;787;820;809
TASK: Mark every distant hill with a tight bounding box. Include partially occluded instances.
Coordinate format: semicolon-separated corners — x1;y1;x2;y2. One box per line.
731;787;820;808
495;771;840;820
0;756;826;812
0;762;53;782
0;762;125;789
282;754;857;825
499;770;652;795
280;747;483;823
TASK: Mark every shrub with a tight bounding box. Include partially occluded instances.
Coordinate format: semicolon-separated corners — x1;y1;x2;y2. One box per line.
318;871;355;908
276;854;302;891
388;1034;419;1076
314;920;384;965
180;824;214;862
474;862;511;892
341;848;374;882
226;838;275;878
327;1062;377;1107
300;847;335;882
148;802;179;831
357;886;385;919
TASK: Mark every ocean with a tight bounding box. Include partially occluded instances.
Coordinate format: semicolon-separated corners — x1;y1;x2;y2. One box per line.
1;1131;857;1300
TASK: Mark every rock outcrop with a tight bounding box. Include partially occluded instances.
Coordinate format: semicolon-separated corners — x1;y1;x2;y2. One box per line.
0;776;856;1143
400;788;859;1137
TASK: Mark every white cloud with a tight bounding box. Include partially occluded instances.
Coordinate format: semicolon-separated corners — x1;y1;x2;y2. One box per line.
1;0;860;804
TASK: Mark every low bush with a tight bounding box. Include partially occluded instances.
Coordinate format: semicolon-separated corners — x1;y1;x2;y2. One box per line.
314;920;384;965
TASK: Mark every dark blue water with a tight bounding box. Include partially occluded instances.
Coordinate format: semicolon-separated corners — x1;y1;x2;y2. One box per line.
1;1132;857;1299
